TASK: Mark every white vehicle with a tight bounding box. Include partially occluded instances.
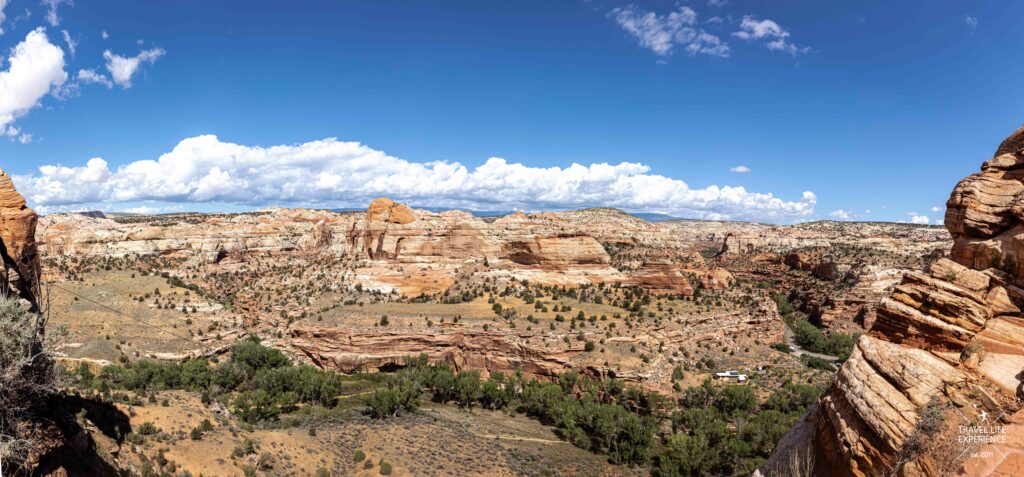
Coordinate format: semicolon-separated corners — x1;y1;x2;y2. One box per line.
714;370;748;382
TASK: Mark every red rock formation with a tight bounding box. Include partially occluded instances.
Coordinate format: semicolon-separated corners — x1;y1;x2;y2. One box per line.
289;326;578;380
764;126;1024;477
366;197;417;225
624;263;697;295
499;235;610;267
946;126;1024;279
0;168;40;311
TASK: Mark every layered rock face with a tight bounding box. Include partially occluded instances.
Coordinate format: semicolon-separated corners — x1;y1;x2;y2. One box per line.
947;125;1024;279
290;326;577;380
349;199;613;267
0;168;41;310
39;207;348;257
764;127;1024;477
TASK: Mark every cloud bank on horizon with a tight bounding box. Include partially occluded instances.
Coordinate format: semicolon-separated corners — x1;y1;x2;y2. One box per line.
13;135;817;222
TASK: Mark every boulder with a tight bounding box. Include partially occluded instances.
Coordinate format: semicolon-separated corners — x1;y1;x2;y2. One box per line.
366;197;417;224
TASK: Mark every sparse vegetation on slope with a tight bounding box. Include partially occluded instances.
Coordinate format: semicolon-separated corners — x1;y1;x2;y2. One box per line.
364;354;821;475
0;298;62;470
83;337;343;423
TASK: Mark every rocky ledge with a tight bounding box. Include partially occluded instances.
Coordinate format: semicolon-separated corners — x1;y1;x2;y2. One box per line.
289;326;580;380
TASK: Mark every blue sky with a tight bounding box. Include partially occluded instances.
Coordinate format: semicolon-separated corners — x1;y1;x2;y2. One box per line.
1;0;1021;223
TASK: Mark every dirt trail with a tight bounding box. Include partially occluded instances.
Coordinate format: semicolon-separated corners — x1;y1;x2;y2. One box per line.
465;431;571;445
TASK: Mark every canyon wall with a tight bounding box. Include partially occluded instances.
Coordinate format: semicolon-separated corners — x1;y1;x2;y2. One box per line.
38;199;739;296
289;326;579;380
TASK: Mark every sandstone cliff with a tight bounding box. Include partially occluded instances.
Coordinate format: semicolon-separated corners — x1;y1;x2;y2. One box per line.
763;126;1024;477
289;326;578;380
0;168;40;311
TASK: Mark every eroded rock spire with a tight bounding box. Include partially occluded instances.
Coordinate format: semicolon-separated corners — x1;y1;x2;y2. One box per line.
0;167;41;311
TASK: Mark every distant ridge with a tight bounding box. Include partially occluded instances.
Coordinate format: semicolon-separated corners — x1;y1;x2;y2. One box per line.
329;206;514;217
331;207;683;222
56;206;940;228
627;212;683;222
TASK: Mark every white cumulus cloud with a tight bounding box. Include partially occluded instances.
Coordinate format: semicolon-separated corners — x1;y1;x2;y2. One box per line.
965;16;978;29
729;165;750;173
103;47;164;88
733;16;807;55
829;209;851;220
0;27;67;131
13;135;817;222
910;214;929;225
610;5;729;58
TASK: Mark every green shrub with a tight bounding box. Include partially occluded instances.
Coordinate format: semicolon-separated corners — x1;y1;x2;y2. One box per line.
763;383;820;414
455;371;482;408
714;385;757;416
769;342;792;353
136;421;159;435
365;377;420;418
258;452;274;470
125;432;145;445
802;355;835;371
